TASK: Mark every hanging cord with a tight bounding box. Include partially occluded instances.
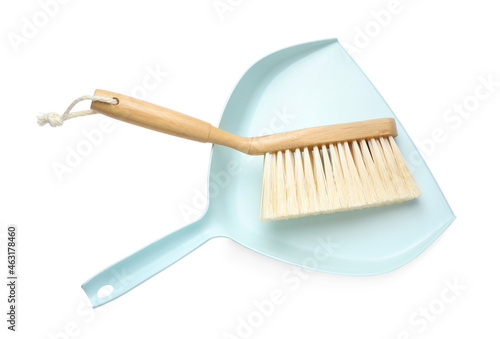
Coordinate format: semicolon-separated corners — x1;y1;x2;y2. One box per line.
37;95;118;127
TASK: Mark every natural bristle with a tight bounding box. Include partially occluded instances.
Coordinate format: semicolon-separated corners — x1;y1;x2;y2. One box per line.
260;137;421;221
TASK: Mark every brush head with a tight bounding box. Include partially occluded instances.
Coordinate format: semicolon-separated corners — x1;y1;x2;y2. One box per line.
260;136;420;221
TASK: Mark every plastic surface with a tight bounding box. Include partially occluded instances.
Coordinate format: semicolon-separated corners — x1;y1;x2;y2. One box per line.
82;39;455;307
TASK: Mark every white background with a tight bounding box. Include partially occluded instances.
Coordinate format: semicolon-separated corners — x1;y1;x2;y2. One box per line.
1;0;499;338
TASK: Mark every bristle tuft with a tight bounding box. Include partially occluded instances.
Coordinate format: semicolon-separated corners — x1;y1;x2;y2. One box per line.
275;151;287;218
260;152;274;221
303;147;319;214
294;148;309;214
284;149;299;217
312;146;331;212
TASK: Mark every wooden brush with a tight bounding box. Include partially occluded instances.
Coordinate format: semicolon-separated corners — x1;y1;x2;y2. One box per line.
90;90;421;220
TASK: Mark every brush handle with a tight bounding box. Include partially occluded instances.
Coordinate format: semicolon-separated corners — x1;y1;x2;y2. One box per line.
91;89;398;155
91;89;251;153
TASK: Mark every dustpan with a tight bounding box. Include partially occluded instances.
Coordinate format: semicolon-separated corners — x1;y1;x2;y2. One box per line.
82;38;455;307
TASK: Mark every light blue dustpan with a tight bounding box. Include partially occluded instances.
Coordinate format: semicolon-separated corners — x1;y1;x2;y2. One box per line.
82;39;455;307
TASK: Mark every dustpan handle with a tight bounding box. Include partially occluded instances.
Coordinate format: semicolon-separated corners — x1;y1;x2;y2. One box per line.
81;219;215;308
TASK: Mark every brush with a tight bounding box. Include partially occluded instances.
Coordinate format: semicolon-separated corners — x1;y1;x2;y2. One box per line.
38;89;420;220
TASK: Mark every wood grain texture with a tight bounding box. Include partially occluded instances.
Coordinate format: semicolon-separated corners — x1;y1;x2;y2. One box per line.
247;118;397;154
91;90;397;155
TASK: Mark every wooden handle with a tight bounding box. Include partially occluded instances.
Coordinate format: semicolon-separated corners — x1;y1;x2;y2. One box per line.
91;89;397;155
91;89;251;153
